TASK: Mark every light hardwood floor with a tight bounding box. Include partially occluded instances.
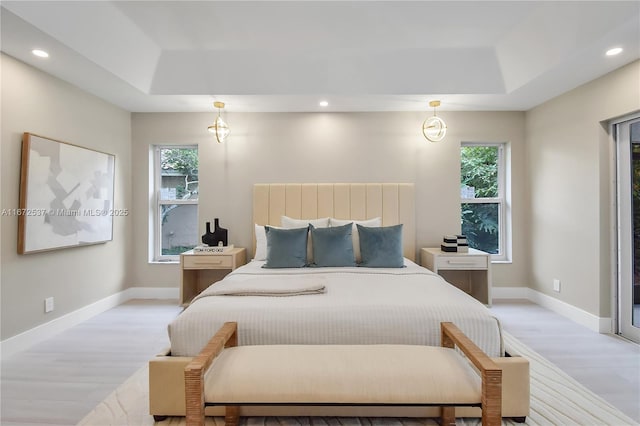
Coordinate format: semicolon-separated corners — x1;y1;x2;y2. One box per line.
490;300;640;422
1;300;182;426
1;299;638;425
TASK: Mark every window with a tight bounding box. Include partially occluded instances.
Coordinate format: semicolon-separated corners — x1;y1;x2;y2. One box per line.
153;146;199;261
460;143;510;261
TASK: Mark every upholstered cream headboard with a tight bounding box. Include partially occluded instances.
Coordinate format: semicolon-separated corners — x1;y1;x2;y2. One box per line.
253;183;416;261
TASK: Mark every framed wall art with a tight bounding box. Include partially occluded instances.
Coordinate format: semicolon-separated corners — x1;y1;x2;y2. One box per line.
17;133;116;254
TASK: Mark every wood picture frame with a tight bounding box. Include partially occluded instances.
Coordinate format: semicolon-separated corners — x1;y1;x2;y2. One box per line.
18;133;116;254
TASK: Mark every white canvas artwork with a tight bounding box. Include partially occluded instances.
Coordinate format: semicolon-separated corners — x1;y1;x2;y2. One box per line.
18;133;115;254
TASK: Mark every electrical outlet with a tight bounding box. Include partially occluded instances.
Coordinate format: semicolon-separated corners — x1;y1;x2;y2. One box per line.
553;279;561;292
44;297;54;313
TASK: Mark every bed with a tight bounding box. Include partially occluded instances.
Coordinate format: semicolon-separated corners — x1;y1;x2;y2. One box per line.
169;259;503;358
149;183;529;421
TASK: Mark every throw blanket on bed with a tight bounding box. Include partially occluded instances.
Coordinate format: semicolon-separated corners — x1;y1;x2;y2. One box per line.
192;276;326;298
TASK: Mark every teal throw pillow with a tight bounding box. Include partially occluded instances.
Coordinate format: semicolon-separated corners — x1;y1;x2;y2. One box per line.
357;224;404;268
263;226;308;268
310;223;356;267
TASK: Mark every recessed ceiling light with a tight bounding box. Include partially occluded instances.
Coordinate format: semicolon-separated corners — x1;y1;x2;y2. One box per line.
32;49;49;58
606;47;623;56
319;101;329;107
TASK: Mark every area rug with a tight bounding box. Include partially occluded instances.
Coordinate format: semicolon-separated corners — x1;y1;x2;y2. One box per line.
77;333;636;426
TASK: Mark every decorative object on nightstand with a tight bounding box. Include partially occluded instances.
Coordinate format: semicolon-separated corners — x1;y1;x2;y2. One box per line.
201;218;228;246
201;222;214;246
440;234;468;252
193;244;235;254
180;247;246;306
441;235;458;252
457;235;469;253
421;247;492;305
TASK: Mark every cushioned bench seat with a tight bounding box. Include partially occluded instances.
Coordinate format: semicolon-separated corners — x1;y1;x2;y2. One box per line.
185;322;502;426
205;345;481;405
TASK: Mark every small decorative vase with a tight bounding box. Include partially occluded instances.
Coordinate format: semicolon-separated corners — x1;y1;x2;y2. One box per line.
212;218;228;246
202;218;228;247
201;222;216;246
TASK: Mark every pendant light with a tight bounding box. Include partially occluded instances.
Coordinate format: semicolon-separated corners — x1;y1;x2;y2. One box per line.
207;101;230;143
422;100;447;142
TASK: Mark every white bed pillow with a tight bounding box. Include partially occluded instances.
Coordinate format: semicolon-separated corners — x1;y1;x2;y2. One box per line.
330;217;382;262
281;216;330;262
253;224;272;261
281;216;330;229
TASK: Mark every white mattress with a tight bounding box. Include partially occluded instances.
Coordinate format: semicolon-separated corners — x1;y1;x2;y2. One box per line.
168;259;503;357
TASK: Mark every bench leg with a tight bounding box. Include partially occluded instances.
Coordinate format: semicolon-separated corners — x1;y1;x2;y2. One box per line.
185;370;205;426
482;369;502;426
225;406;240;426
440;406;455;426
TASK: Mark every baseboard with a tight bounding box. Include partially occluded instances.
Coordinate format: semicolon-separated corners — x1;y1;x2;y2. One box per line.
526;289;613;333
493;287;612;333
0;287;178;358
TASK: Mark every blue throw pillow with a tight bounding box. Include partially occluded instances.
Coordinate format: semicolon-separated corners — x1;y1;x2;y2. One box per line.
263;226;308;268
357;224;404;268
310;223;356;267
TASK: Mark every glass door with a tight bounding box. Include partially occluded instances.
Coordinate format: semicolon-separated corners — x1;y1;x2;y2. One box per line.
616;117;640;343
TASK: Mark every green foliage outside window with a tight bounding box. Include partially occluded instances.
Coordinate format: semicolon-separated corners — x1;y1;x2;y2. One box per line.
461;146;500;254
461;146;498;197
161;148;198;177
158;147;199;256
161;148;199;200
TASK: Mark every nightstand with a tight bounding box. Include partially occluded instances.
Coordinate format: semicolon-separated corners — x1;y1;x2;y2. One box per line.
420;247;492;305
180;247;246;306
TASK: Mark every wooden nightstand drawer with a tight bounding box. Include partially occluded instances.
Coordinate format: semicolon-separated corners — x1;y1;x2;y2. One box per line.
436;255;487;270
183;255;233;269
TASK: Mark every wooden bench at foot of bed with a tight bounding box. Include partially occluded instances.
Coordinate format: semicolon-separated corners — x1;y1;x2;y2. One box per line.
183;322;503;426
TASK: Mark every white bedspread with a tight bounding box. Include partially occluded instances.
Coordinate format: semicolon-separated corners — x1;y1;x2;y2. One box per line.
168;259;503;357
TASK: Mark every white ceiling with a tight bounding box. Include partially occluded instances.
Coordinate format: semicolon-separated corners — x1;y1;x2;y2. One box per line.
1;1;638;112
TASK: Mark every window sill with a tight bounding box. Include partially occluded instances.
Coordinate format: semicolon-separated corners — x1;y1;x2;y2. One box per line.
491;259;512;265
148;260;179;265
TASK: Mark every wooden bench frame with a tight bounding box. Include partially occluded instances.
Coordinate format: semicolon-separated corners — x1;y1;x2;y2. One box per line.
184;322;502;426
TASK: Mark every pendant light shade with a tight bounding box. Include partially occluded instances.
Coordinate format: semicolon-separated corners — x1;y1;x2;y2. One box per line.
207;101;230;143
422;100;447;142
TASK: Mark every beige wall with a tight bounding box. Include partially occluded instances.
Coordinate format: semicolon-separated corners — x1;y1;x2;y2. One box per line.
132;110;527;289
0;54;132;340
526;60;640;317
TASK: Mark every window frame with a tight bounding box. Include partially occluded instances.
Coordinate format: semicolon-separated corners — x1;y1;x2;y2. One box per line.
460;142;510;262
152;145;199;262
